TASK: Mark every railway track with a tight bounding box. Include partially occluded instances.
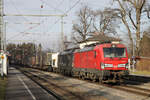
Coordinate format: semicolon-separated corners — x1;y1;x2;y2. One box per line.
126;75;150;84
18;67;150;98
19;69;64;100
79;76;150;97
114;85;150;96
18;67;86;100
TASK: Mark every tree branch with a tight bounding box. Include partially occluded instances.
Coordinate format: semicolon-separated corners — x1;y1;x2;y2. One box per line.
117;0;126;15
128;10;137;29
139;0;145;10
123;0;135;6
147;10;150;19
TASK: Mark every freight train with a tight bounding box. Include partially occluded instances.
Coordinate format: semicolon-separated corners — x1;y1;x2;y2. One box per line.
10;40;129;82
49;41;129;83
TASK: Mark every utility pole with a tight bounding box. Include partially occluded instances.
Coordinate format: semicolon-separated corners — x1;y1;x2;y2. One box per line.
4;22;6;51
61;16;64;51
0;0;4;50
0;0;4;78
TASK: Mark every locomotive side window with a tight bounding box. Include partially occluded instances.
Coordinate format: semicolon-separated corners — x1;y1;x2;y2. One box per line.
103;48;126;58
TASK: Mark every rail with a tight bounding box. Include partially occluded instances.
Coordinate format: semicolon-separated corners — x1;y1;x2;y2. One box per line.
17;66;150;98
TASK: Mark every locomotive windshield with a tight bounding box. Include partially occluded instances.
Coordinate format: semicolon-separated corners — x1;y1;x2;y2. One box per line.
103;48;126;58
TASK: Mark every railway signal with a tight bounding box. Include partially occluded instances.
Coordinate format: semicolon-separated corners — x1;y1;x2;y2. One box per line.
1;55;4;59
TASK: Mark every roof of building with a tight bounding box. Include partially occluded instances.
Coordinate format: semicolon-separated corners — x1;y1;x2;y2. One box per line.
79;34;121;43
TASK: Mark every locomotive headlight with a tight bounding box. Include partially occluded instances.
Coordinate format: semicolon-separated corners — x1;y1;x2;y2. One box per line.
104;64;113;67
101;63;113;68
118;64;126;67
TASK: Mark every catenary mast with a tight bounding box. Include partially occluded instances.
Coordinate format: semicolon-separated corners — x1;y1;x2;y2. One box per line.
0;0;4;77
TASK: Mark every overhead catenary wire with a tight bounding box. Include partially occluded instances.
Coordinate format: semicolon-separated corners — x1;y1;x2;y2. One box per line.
57;0;65;9
6;0;81;50
5;0;48;43
65;0;81;14
6;0;81;37
5;0;65;36
39;0;65;14
42;0;81;50
6;22;41;43
6;20;44;41
5;15;60;42
7;0;29;22
41;0;81;33
33;0;81;50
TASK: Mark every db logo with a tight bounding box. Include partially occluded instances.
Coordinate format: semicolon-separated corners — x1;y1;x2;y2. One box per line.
114;65;117;68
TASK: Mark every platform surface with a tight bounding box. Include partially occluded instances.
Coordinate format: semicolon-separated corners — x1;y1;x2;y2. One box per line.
6;67;57;100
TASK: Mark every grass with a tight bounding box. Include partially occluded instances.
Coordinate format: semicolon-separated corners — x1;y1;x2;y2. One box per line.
131;70;150;76
0;77;7;100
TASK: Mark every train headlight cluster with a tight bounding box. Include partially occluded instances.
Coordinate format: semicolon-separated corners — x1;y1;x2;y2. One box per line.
101;63;128;68
118;64;126;67
118;63;129;68
104;64;113;67
101;63;113;69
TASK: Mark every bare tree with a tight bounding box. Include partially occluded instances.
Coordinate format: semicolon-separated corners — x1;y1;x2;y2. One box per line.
72;6;93;42
92;8;120;36
114;0;150;56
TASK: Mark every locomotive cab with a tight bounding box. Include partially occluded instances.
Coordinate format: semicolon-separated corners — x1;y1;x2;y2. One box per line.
100;43;128;70
97;42;129;82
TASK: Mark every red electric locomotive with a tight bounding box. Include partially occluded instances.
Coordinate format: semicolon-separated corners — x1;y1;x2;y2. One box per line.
58;41;129;82
72;41;129;82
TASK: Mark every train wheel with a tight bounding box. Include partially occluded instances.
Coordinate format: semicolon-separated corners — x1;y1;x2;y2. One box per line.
99;77;103;83
82;75;85;80
99;71;104;83
79;72;82;79
79;75;82;79
92;75;97;82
